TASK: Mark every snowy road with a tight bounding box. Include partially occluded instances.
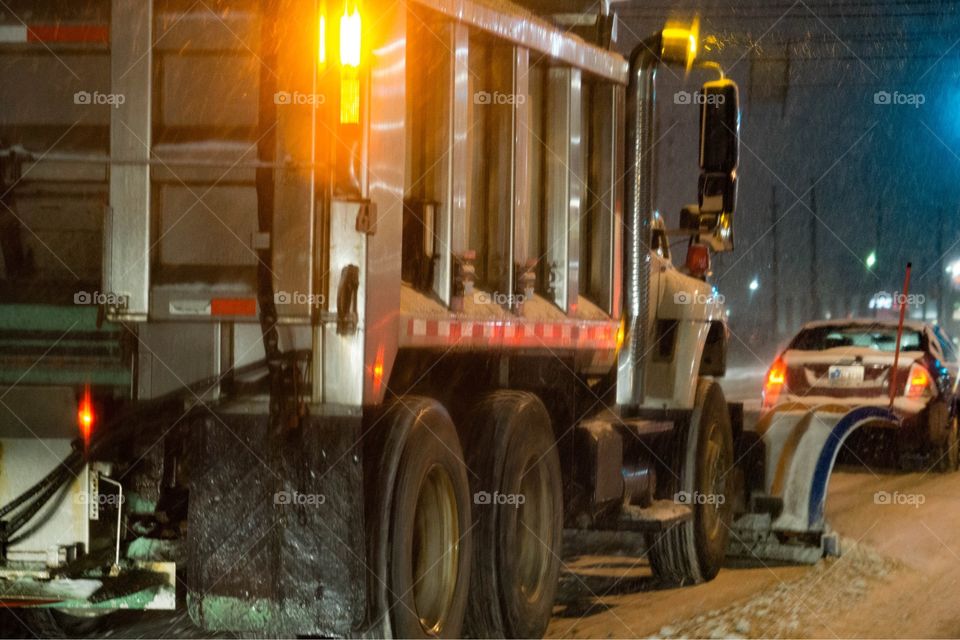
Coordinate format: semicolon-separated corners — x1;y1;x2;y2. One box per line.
12;367;960;639
547;368;960;638
548;464;960;638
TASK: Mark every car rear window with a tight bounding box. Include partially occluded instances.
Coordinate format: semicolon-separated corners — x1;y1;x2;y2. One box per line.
789;325;924;352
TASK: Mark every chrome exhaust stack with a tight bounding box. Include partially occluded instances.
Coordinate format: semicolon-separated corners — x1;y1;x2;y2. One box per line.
617;27;698;412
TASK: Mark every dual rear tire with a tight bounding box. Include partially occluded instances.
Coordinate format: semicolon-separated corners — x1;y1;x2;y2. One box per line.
375;393;562;638
463;392;563;639
388;401;473;638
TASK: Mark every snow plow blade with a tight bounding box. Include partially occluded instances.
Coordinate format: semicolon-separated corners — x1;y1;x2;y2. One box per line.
730;403;900;564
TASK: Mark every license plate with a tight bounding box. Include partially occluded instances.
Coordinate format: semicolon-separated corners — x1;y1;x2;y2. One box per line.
827;364;864;386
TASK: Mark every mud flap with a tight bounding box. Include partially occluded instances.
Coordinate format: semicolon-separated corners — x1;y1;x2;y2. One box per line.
187;411;366;636
730;404;899;563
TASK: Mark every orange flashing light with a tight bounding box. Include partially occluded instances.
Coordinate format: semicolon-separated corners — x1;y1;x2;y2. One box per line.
339;5;361;68
337;3;362;124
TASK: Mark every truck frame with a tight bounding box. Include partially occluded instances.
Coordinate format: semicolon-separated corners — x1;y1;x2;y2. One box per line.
0;0;742;636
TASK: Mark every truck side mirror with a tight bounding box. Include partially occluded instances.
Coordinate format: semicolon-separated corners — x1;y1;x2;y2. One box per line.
696;78;739;253
699;78;739;173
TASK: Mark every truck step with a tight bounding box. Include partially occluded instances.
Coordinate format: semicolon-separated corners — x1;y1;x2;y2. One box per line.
614;500;692;532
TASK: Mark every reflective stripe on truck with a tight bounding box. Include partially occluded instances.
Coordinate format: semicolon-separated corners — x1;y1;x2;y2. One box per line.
0;24;109;43
401;316;619;350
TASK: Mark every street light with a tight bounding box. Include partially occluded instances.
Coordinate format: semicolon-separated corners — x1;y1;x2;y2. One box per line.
749;277;759;292
866;251;877;269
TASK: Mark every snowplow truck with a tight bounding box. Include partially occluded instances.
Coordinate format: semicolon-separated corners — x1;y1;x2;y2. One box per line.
0;0;742;636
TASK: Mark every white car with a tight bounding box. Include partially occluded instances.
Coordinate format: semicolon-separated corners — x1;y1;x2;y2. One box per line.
762;319;960;470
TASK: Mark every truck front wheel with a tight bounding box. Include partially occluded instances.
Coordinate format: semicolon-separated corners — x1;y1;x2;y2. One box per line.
381;398;473;638
648;378;734;585
463;391;563;638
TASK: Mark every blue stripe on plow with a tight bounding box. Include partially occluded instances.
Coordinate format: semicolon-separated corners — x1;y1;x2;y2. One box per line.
807;406;900;528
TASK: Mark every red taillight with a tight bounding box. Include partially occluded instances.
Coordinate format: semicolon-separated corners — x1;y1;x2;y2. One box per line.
763;358;787;408
78;385;94;444
904;364;932;399
685;243;711;278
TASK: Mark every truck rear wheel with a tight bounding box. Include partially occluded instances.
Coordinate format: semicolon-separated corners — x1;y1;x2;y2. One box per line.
463;391;562;639
648;378;734;585
383;399;473;638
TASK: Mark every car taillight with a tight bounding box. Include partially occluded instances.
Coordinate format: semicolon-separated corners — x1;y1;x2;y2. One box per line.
763;358;787;408
904;363;932;399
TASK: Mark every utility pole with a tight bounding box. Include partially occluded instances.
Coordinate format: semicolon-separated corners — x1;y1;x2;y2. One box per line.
770;186;780;338
809;179;819;319
872;197;882;318
938;209;946;325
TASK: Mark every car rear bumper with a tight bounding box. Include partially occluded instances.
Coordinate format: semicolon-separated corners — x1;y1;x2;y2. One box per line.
776;393;928;419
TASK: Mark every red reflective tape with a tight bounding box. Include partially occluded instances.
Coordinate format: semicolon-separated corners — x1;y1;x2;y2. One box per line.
0;598;62;607
211;298;257;316
449;322;461;340
27;24;109;43
426;321;439;337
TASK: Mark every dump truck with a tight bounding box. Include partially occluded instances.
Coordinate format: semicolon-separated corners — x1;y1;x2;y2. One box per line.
0;0;745;636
